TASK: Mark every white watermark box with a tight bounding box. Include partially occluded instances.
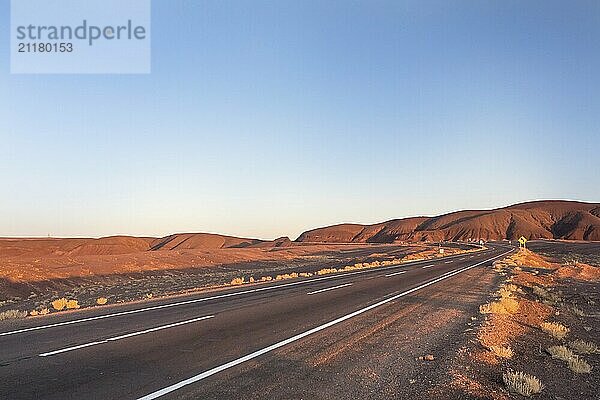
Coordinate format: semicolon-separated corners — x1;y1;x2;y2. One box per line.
11;0;151;74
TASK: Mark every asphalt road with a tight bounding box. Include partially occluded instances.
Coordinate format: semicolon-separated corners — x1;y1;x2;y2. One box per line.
0;243;514;400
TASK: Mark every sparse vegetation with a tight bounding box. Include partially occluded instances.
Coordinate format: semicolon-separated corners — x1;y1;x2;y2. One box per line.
570;306;585;317
479;297;519;315
489;345;513;359
51;298;68;311
569;339;599;354
547;345;575;362
0;309;28;320
503;371;543;397
96;297;108;305
568;357;592;374
533;286;562;304
230;277;245;285
540;322;569;339
51;297;80;311
219;247;475;289
66;299;80;309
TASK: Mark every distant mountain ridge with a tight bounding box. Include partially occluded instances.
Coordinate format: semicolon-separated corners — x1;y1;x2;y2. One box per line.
295;200;600;243
0;233;292;258
1;200;598;258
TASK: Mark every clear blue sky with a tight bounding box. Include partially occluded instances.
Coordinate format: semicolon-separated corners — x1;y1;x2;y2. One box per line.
1;0;599;240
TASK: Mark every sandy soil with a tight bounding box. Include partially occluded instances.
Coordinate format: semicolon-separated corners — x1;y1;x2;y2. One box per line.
0;242;472;316
439;245;600;399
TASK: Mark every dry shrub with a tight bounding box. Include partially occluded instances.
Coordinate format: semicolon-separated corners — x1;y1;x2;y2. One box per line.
0;309;27;320
299;272;313;278
274;272;300;281
504;283;518;292
500;297;519;313
249;276;255;283
479;298;518;315
568;357;592;373
230;277;245;285
317;268;338;275
497;287;513;298
490;345;513;359
547;345;574;361
66;299;80;309
29;310;39;316
39;308;49;315
503;371;543;397
569;339;599;354
96;297;108;305
540;322;569;339
570;306;585;317
51;298;68;311
533;286;562;304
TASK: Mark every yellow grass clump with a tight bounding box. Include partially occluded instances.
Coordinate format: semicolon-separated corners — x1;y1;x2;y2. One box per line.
479;297;519;315
96;297;108;305
568;357;592;374
275;272;299;281
51;298;68;311
503;371;543;397
569;340;599;354
66;299;80;309
490;345;513;359
547;345;575;362
230;277;245;285
540;322;569;339
0;309;27;320
317;268;338;275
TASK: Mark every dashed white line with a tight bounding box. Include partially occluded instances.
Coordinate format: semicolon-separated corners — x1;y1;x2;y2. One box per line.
38;315;214;357
307;283;353;295
135;250;513;400
444;261;452;264
0;250;484;337
422;265;435;269
385;271;407;277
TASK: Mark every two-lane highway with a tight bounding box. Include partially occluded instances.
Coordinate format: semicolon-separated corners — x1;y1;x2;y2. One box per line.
0;244;513;400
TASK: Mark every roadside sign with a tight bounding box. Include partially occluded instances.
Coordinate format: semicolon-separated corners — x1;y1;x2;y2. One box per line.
518;236;527;248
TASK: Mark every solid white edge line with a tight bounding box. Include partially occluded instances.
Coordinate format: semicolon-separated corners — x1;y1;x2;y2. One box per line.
384;271;407;277
38;315;214;357
135;249;513;400
306;283;353;295
0;250;483;337
422;265;435;269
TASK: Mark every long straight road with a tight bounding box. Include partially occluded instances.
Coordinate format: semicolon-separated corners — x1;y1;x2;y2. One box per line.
0;243;513;400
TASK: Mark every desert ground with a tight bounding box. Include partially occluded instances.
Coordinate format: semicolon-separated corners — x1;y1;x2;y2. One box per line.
0;239;598;399
0;240;473;318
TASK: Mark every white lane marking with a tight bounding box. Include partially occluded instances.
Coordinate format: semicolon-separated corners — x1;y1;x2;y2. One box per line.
0;252;476;337
444;261;452;264
385;271;407;277
135;250;513;400
38;315;214;357
307;283;353;295
422;265;435;269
